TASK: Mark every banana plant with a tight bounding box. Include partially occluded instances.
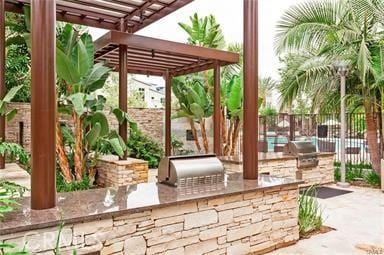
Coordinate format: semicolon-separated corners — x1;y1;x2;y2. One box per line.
54;24;125;184
172;77;213;153
222;75;263;156
0;85;23;122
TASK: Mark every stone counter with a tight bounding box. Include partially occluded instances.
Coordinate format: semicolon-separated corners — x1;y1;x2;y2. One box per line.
222;152;335;187
0;174;302;255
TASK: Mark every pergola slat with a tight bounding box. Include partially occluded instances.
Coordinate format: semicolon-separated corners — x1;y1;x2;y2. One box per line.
5;0;193;32
94;31;239;76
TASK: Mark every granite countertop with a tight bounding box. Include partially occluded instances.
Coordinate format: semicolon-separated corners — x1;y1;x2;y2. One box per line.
220;152;335;164
0;173;302;235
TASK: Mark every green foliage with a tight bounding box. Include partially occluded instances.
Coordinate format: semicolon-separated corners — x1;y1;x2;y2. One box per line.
56;173;91;193
365;171;381;187
171;135;193;156
172;77;213;121
259;106;278;117
178;13;225;49
5;13;31;103
0;181;27;220
258;77;277;108
0;142;30;167
275;0;384;112
0;85;24;122
0;242;28;255
53;24;127;185
334;162;380;187
299;186;323;236
127;126;164;168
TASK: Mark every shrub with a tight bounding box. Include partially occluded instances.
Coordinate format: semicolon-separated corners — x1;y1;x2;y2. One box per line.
0;142;30;167
171;135;193;155
127;129;164;168
299;186;323;236
56;173;91;193
334;162;380;188
364;171;381;187
0;180;27;220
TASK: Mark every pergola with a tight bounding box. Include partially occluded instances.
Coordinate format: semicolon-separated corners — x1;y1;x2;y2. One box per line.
0;0;258;210
94;31;239;156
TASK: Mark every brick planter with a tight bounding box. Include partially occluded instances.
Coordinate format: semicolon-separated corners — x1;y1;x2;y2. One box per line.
96;155;149;187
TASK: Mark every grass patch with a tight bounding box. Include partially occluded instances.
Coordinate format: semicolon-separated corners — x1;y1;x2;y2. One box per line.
299;186;323;237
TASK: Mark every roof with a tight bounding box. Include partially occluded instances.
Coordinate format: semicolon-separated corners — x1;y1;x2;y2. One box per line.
132;78;165;95
4;0;193;32
95;31;240;76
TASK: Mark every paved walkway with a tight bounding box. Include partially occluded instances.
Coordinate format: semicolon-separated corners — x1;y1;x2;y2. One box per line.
0;163;30;196
268;184;384;255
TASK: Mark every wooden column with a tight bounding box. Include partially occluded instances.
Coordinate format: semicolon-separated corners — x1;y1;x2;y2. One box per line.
0;0;5;169
119;19;128;160
31;0;56;209
213;62;221;156
165;70;172;156
289;114;295;141
243;0;258;179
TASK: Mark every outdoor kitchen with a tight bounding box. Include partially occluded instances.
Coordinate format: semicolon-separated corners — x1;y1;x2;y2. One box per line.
221;141;335;187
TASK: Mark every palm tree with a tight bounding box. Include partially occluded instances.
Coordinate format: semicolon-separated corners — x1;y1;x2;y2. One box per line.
259;77;277;108
275;0;384;174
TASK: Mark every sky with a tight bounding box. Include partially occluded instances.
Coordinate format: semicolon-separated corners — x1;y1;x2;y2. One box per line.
90;0;306;90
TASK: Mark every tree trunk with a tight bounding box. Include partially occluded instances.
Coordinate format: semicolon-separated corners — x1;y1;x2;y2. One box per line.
230;117;241;156
55;121;72;183
224;120;233;156
200;119;209;153
365;108;381;174
74;113;84;181
189;118;201;153
221;108;227;146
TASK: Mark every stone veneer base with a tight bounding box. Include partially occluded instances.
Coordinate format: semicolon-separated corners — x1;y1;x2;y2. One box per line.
0;184;300;255
223;153;335;187
96;155;149;187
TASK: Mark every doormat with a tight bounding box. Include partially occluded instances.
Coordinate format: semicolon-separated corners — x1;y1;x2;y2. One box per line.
300;186;353;199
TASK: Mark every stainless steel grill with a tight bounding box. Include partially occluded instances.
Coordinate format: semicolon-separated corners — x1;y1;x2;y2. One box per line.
283;141;319;168
158;154;225;187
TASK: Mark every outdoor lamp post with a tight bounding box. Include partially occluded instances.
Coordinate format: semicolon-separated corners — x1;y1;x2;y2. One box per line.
333;62;350;188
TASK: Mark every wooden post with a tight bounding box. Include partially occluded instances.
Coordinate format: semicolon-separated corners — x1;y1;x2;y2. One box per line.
289;114;295;141
31;0;57;209
119;19;128;160
213;62;221;156
243;0;258;179
165;70;172;156
0;0;5;169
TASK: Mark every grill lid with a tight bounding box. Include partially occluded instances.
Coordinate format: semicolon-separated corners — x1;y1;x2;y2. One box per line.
283;141;317;156
158;154;224;187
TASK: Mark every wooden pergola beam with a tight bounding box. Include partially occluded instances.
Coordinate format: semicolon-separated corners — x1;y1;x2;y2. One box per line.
95;31;239;64
4;0;194;33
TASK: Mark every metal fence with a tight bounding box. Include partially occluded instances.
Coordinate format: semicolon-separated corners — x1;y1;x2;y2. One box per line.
229;112;380;165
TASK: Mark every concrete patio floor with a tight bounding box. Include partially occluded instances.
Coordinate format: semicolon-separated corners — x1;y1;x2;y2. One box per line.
268;184;384;255
0;163;30;196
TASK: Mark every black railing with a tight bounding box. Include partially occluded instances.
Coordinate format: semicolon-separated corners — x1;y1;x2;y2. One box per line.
228;112;380;165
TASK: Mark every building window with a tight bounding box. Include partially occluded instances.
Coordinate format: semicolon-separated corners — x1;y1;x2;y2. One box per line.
138;88;145;100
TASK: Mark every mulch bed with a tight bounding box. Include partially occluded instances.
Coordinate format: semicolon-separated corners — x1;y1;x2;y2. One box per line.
300;225;336;240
